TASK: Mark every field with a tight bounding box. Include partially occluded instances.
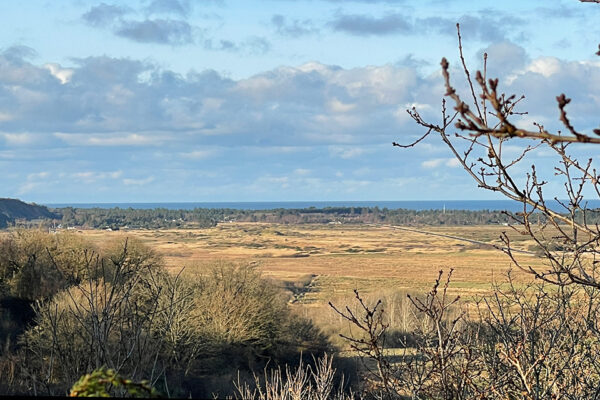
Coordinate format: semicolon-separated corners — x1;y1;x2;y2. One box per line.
0;221;561;385
78;222;545;304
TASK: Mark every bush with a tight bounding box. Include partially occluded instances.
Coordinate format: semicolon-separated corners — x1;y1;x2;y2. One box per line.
5;244;331;397
196;262;296;353
157;262;332;397
0;230;93;301
69;367;159;398
20;240;167;394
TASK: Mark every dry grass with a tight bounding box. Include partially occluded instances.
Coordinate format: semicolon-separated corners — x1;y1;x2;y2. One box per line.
75;223;543;303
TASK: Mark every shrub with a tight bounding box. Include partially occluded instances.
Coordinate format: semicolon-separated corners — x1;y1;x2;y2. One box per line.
20;241;167;394
11;252;331;397
158;262;332;397
69;367;159;398
0;230;93;301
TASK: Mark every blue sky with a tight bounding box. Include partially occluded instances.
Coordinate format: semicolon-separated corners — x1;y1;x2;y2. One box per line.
1;0;600;203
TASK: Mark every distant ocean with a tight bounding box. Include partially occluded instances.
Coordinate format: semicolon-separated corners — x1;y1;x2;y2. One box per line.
44;200;600;213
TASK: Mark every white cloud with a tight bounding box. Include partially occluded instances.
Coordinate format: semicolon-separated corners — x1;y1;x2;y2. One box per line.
43;63;74;84
27;171;49;180
2;133;34;145
328;98;356;113
421;158;444;169
329;146;366;159
106;84;135;105
72;171;123;183
422;158;460;169
313;113;362;130
54;133;162;146
0;53;436;150
237;76;276;93
245;146;312;155
0;113;14;122
4;41;600;202
73;172;95;179
123;176;155;186
17;182;40;194
445;158;461;168
339;179;372;193
293;168;311;175
201;97;224;110
17;171;51;194
353;168;373;177
180;149;217;159
525;57;562;78
265;176;289;184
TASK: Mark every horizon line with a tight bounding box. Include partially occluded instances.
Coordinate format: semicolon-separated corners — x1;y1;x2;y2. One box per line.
43;199;523;205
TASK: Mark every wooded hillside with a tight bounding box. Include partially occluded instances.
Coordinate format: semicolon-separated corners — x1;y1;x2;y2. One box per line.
0;198;59;228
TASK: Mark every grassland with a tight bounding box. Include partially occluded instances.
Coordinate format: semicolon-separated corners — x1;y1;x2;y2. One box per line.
77;222;545;304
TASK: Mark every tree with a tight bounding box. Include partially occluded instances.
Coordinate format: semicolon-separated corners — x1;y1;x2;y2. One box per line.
396;2;600;289
330;2;600;398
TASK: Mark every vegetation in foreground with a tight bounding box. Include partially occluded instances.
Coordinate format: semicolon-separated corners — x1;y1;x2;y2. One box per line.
6;2;600;397
5;226;600;399
0;230;333;397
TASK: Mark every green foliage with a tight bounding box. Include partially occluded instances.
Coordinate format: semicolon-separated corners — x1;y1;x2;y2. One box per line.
69;368;159;397
39;202;600;230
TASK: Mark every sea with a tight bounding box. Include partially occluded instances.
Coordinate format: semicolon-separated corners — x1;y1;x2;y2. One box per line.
44;200;600;213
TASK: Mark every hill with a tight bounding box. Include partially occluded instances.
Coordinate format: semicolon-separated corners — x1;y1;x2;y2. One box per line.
0;198;59;228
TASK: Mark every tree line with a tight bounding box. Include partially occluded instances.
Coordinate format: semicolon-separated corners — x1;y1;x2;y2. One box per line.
48;206;522;229
49;205;600;230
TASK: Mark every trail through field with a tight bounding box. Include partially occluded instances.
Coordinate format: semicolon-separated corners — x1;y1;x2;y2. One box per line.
371;224;536;256
80;223;541;298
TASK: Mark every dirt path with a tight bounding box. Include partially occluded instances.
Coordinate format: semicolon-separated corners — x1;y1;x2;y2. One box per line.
368;224;536;256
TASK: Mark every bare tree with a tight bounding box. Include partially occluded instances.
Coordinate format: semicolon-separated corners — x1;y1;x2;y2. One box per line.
396;5;600;289
19;239;168;395
330;2;600;398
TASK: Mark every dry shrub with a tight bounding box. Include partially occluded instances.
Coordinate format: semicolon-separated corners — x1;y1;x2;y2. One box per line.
0;232;334;397
355;12;600;398
6;252;332;397
234;353;353;400
167;262;332;396
98;236;165;285
332;270;600;399
19;239;167;395
196;262;291;352
151;269;205;377
306;289;424;350
0;230;94;300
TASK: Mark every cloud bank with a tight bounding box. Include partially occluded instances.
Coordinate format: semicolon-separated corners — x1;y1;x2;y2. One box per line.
2;36;600;201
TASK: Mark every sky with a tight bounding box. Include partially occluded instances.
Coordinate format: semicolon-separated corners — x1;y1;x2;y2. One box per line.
1;0;600;203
